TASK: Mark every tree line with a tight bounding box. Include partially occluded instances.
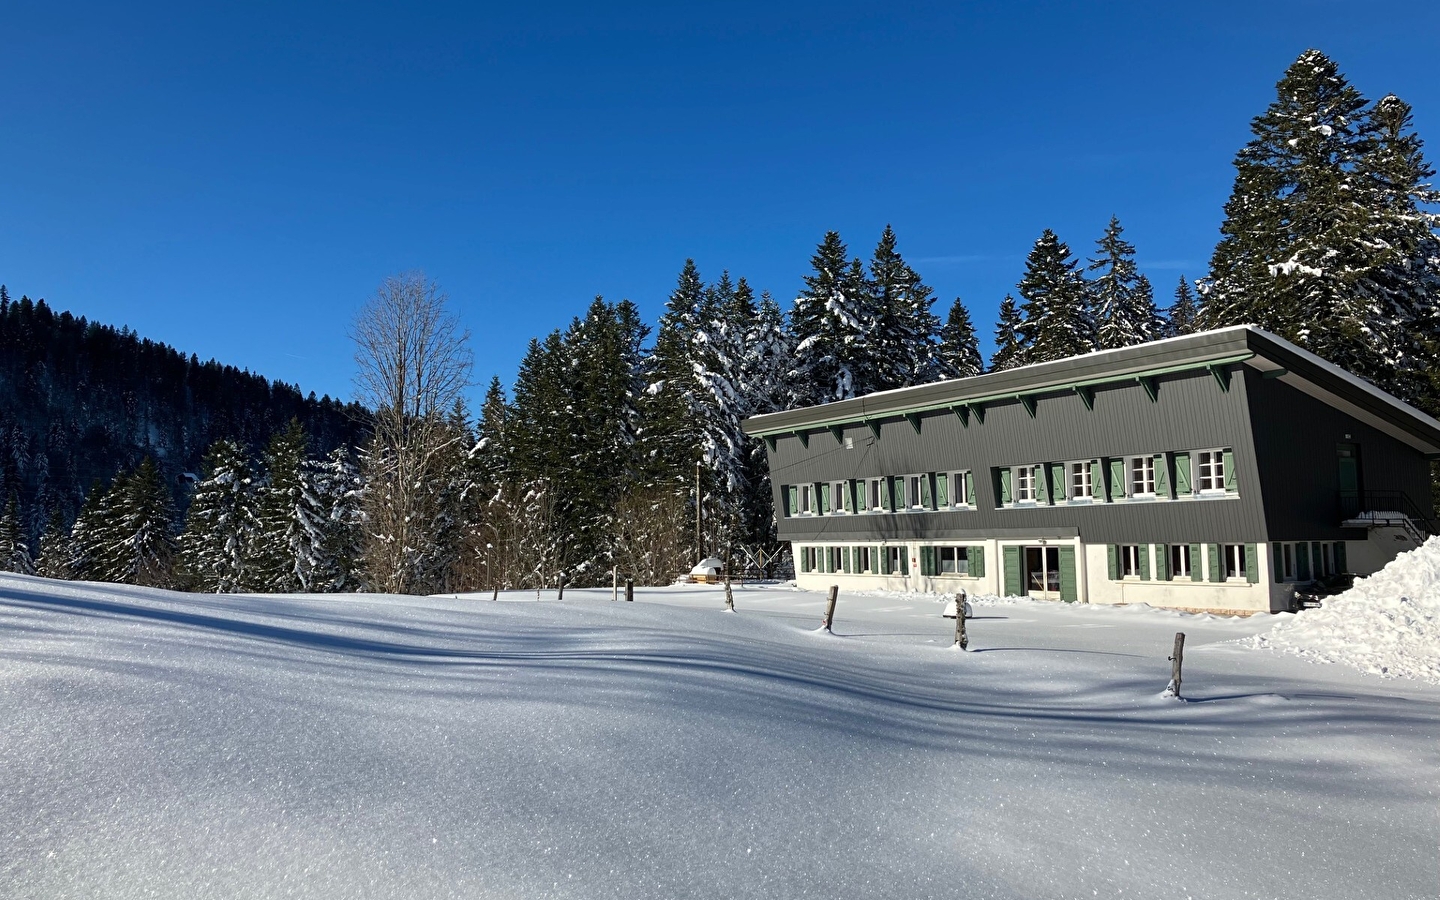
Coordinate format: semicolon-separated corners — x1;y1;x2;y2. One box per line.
0;48;1436;592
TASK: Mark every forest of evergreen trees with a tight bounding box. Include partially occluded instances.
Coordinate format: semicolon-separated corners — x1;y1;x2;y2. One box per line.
0;49;1436;594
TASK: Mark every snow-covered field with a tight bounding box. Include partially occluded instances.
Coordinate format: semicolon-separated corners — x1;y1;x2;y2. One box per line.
2;575;1438;899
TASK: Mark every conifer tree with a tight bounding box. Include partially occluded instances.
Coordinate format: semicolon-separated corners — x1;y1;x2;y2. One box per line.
249;421;324;592
1169;278;1198;336
0;494;33;575
1015;230;1094;365
103;458;178;587
67;481;110;581
179;439;258;593
36;511;69;579
867;225;943;389
990;295;1025;372
640;261;707;489
789;232;871;404
938;298;983;378
311;447;365;592
1089;217;1162;348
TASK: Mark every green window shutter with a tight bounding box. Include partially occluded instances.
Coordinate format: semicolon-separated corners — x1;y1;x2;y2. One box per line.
935;473;949;507
1223;449;1237;492
1089;460;1103;497
1334;541;1347;573
965;473;976;506
1036;467;1050;505
880;548;891;575
1173;452;1192;496
1108;458;1126;501
998;468;1012;505
970;546;985;577
843;547;852;574
1156;544;1171;581
919;546;935;577
1058;547;1077;602
1245;543;1259;583
821;483;833;514
871;546;880;574
881;477;894;511
1208;543;1222;582
1272;544;1283;583
1297;542;1311;580
786;485;797;517
921;474;933;510
842;481;854;513
1154;454;1170;498
1107;544;1118;580
1003;546;1021;596
899;550;910;576
1050;463;1066;502
1139;544;1150;581
1189;543;1203;582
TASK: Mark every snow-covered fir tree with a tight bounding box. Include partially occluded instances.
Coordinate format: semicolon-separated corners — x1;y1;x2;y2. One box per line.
938;298;983;378
990;295;1024;372
0;494;33;575
66;481;109;581
311;447;365;592
101;458;178;587
179;439;258;593
1015;230;1094;365
789;232;871;404
1089;217;1163;348
640;261;706;489
867;225;943;389
1168;278;1198;336
249;421;327;592
736;290;794;550
36;511;69;579
690;273;757;544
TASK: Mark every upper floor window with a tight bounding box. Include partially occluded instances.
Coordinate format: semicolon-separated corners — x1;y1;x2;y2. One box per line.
866;478;885;511
799;484;814;515
903;474;926;510
830;480;849;514
1014;465;1038;503
1197;450;1227;492
950;471;974;508
1069;461;1094;500
1130;455;1156;497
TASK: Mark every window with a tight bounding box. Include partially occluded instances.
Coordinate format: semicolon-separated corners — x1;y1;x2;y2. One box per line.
800;547;817;573
826;547;845;572
831;481;848;514
884;546;906;575
1223;544;1246;580
799;484;813;515
1282;543;1294;580
1130;456;1156;497
904;474;925;510
1197;450;1226;492
1319;543;1333;577
950;471;973;507
867;478;885;511
1119;544;1141;578
1170;544;1191;579
1069;461;1093;500
1015;466;1037;503
938;546;970;576
853;546;873;573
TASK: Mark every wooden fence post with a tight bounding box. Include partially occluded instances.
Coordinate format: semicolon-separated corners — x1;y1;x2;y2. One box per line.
954;591;968;650
492;584;499;602
821;585;838;633
1163;632;1186;698
612;566;618;602
557;574;566;602
625;578;634;602
724;571;735;611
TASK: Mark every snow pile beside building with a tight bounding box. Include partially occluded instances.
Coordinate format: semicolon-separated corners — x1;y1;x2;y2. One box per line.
1253;536;1440;683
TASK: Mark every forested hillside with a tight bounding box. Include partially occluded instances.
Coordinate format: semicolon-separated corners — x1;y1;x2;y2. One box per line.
0;290;368;535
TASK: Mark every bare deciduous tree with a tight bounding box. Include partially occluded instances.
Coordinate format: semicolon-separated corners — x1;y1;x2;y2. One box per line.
352;272;473;594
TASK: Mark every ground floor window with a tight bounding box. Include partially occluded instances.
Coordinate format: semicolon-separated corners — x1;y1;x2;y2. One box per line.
1119;544;1141;578
854;545;874;574
1224;543;1246;580
938;546;969;575
799;547;818;573
1170;544;1191;579
885;546;908;576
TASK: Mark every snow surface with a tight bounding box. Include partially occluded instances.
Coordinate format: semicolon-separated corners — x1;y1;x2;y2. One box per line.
3;575;1439;899
1253;536;1440;684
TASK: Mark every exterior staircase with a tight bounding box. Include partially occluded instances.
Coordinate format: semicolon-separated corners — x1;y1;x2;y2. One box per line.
1339;491;1435;545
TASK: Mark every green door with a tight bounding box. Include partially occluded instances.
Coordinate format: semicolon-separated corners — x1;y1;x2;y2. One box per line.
1002;546;1022;597
1057;547;1077;602
1337;443;1360;507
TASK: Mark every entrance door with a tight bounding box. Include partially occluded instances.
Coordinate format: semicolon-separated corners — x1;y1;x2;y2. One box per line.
1023;546;1061;599
1337;443;1361;516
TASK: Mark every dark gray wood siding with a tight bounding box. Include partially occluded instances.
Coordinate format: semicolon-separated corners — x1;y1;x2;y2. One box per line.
768;365;1268;545
1247;372;1433;540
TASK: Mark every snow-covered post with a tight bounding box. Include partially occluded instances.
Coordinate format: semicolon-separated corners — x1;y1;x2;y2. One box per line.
557;574;566;602
953;590;969;651
625;578;634;602
821;585;838;633
724;571;734;611
492;584;498;601
1163;632;1186;698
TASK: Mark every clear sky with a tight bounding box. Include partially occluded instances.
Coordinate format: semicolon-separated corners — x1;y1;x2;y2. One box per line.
3;1;1436;406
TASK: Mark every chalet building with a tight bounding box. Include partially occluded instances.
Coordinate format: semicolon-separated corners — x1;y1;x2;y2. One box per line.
742;326;1440;614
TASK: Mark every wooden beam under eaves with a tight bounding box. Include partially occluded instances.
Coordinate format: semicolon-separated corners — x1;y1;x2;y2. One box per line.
1074;385;1094;410
828;424;845;444
904;413;922;434
797;431;809;448
1138;375;1158;403
1209;364;1231;392
764;435;777;451
971;403;985;424
867;420;882;440
1262;367;1287;379
1019;395;1037;418
952;405;970;427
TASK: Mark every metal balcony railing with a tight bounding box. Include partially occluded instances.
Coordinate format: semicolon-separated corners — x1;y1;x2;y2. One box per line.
1338;490;1437;539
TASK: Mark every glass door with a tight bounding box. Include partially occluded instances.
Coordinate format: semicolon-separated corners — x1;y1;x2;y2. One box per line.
1024;546;1061;599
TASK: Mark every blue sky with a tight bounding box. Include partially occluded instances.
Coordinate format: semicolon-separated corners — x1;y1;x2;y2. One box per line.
2;1;1436;406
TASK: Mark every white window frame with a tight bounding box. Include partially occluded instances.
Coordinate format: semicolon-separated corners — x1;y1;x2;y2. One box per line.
826;546;844;572
1197;449;1226;494
885;546;905;573
867;478;885;512
830;480;848;515
904;474;926;511
937;546;970;576
1224;543;1246;581
1119;544;1141;578
798;484;814;515
1170;544;1191;579
1015;465;1038;504
854;545;873;574
1068;460;1094;501
949;470;973;508
1129;455;1156;498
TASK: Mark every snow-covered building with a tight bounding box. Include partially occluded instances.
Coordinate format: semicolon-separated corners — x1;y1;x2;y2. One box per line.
743;326;1440;614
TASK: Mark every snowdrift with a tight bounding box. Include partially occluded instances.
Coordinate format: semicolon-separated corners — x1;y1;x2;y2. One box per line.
1252;536;1440;682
